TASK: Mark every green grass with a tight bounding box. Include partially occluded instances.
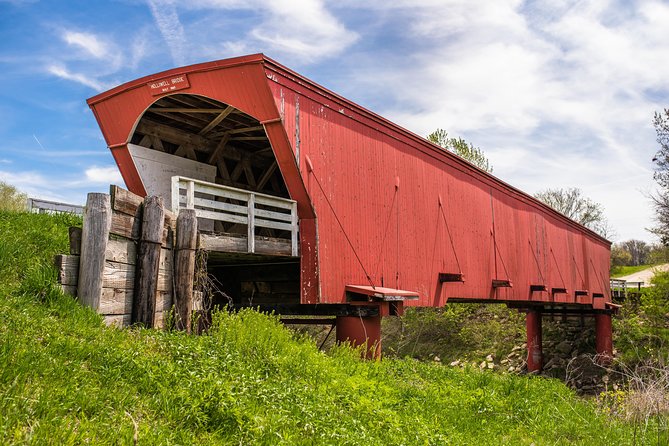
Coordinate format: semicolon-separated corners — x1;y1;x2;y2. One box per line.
610;264;657;278
0;211;662;444
383;304;525;362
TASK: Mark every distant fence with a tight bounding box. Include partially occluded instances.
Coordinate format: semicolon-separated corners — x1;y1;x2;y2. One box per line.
27;198;84;215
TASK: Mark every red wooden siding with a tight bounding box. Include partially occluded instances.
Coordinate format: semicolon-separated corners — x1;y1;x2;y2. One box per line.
262;58;610;308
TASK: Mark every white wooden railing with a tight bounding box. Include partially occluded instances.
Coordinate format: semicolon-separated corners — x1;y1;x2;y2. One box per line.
171;176;298;256
27;198;84;215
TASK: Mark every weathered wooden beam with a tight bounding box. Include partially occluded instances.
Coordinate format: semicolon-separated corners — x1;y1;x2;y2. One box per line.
78;193;112;310
110;210;172;246
200;233;293;256
103;261;171;291
175;209;198;333
137;120;212;150
242;158;257;188
138;134;152;148
151;135;165;152
99;288;172;315
110;185;143;217
69;227;82;255
230;159;245;182
199;106;234;135
227;125;264;135
132;196;165;328
110;185;175;228
149;108;228;113
207;134;230;164
230;136;268;141
55;254;80;287
256;161;277;191
105;239;172;269
174;143;198;160
217;160;231;181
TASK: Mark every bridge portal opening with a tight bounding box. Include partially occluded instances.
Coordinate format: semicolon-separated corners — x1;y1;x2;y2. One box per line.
129;93;300;308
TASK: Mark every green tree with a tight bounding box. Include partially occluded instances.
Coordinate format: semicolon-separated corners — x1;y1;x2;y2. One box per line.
427;129;493;173
610;244;632;267
651;109;669;244
534;187;613;238
619;239;650;266
0;181;27;212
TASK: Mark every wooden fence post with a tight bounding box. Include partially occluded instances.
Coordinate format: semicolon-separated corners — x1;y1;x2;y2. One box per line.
132;196;165;327
78;193;112;310
175;209;198;333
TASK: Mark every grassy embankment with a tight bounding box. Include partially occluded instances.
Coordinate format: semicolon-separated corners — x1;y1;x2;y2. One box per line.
0;211;661;444
611;264;658;278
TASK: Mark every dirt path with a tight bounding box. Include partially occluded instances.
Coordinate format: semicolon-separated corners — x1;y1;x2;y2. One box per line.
615;263;669;285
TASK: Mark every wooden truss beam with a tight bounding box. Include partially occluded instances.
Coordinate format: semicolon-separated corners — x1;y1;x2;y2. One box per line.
199;106;234;135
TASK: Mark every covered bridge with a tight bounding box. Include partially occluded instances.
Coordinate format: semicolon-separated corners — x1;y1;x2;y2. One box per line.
87;54;614;369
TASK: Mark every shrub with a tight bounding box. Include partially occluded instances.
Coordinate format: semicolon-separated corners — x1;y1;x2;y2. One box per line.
0;181;28;212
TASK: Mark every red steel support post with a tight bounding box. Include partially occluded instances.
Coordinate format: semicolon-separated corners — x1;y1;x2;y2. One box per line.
595;313;613;365
526;309;543;373
336;315;382;360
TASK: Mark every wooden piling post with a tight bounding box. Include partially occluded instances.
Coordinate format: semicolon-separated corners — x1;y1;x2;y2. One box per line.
526;309;543;373
77;193;112;310
175;209;198;333
132;196;165;327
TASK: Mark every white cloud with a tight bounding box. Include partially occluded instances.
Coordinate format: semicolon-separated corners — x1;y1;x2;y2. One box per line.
47;64;107;91
247;0;358;62
84;166;123;185
63;30;109;59
327;0;666;242
0;166;121;205
147;0;357;63
146;0;186;66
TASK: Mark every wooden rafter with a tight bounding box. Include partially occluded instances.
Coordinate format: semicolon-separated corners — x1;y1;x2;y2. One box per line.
174;143;197;160
227;125;264;135
150;136;165;152
257;161;278;190
217;160;231;181
230;159;245;182
230;136;268;141
137;120;210;149
149;110;211;129
150;108;227;113
138;134;152;148
199;106;234;135
242;158;257;187
207;134;230;164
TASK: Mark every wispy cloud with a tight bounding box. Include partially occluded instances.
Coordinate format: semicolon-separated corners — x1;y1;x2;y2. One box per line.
63;30;109;59
84;166;123;184
146;0;357;64
146;0;186;66
47;64;107;91
0;166;120;204
311;0;665;241
247;0;358;62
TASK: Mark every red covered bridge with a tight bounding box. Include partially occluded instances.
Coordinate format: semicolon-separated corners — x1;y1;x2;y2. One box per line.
87;54;614;369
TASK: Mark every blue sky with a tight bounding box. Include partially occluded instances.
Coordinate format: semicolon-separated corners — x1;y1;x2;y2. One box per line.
0;0;667;242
